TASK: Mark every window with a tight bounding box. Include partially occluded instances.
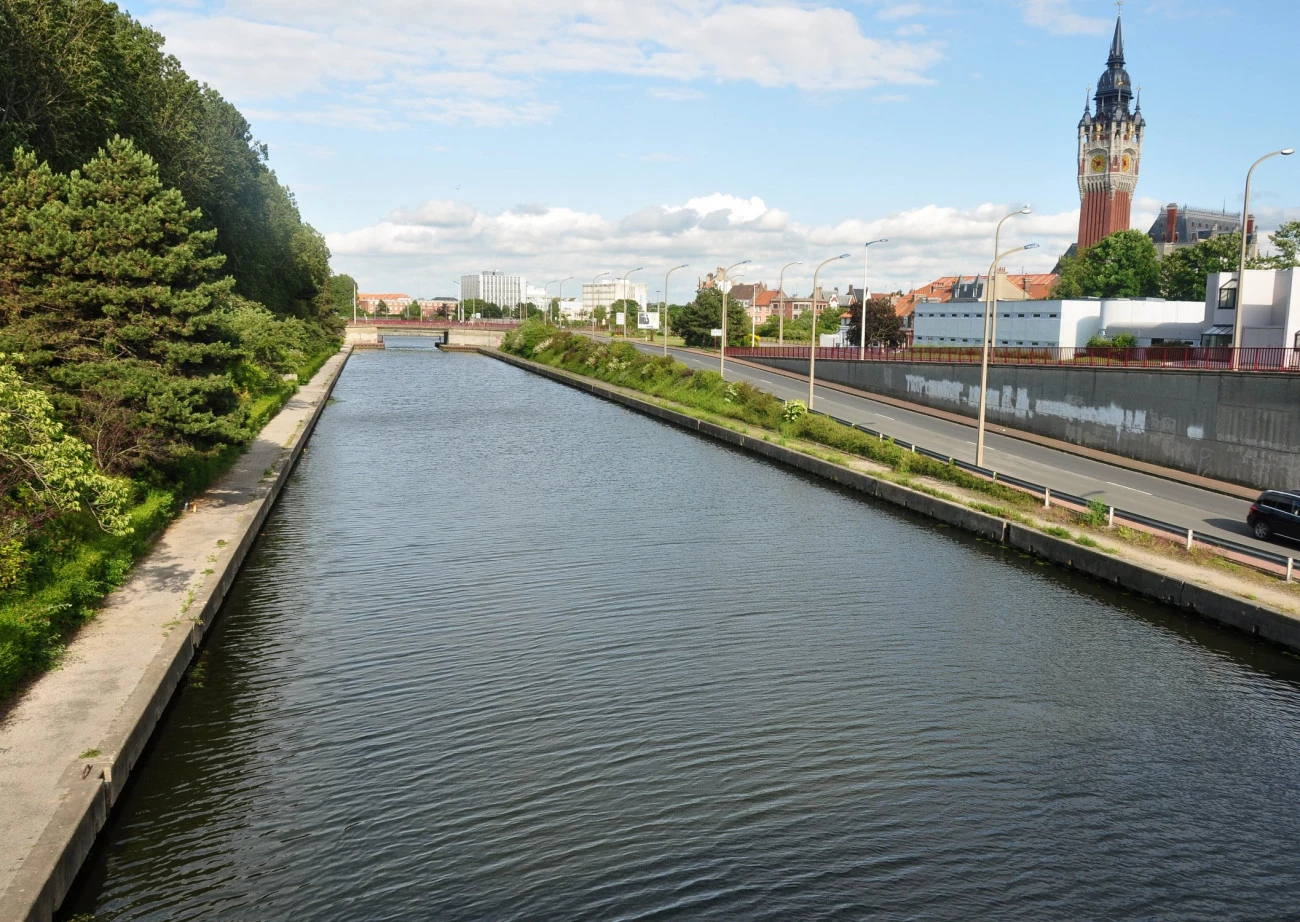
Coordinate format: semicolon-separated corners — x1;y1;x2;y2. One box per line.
1218;283;1238;310
1017;313;1026;318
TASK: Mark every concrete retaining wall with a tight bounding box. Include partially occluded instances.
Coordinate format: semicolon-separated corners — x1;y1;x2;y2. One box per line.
491;349;1300;653
747;356;1300;490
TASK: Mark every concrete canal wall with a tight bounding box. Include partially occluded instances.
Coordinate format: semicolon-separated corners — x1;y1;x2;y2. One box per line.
492;350;1300;653
0;347;353;922
744;356;1300;491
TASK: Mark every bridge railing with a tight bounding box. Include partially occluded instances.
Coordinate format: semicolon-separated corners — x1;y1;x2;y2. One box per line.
725;345;1300;372
353;319;523;331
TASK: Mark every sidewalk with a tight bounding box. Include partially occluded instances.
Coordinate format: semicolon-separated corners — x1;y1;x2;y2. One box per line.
0;347;351;922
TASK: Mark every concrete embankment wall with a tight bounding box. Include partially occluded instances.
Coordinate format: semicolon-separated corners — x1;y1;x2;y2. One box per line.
0;347;353;922
491;350;1300;653
745;356;1300;491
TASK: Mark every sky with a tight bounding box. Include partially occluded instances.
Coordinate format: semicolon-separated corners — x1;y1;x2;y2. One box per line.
117;0;1300;303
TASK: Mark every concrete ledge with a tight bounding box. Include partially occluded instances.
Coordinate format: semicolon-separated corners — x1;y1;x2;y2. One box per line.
489;348;1300;653
0;347;352;922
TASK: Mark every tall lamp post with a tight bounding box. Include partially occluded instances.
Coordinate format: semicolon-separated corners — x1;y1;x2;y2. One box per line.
859;239;888;358
352;279;358;325
1232;148;1293;370
776;260;801;346
987;206;1030;349
621;267;644;338
556;275;573;326
591;271;611;333
807;253;851;409
453;280;461;322
718;259;751;378
662;263;688;356
975;242;1039;467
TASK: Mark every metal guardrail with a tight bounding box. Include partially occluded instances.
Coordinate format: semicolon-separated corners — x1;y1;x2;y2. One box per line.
732;345;1300;373
801;407;1295;582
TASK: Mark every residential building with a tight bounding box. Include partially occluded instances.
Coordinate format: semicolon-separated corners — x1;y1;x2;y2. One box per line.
357;292;413;316
417;297;458;319
1204;268;1300;349
767;287;834;324
1147;204;1251;257
722;282;767;311
1076;12;1144;249
581;279;649;317
460;270;527;309
751;289;783;324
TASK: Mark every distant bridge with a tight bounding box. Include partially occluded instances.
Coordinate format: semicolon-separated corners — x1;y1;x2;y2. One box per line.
345;319;521;350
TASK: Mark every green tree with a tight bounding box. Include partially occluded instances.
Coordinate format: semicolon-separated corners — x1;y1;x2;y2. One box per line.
321;274;357;320
1159;233;1242;300
0;139;246;474
375;299;390;316
676;288;748;347
591;305;608;327
0;358;132;550
1053;230;1161;298
845;297;905;347
1259;220;1300;269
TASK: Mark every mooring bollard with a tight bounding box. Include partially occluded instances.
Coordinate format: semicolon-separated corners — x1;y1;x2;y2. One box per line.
1288;558;1294;583
1186;528;1194;551
1044;487;1051;509
1107;506;1115;528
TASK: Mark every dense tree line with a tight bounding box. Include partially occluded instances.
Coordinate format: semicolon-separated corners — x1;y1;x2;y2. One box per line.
0;0;346;697
1053;223;1300;301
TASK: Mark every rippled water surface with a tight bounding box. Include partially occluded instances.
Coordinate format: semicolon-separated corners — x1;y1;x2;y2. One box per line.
65;342;1300;920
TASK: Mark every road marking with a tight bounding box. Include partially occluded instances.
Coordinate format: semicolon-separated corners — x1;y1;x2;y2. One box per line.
876;414;895;421
1104;480;1152;496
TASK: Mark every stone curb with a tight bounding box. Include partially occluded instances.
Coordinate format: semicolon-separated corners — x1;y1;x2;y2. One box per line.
0;346;352;922
489;349;1300;653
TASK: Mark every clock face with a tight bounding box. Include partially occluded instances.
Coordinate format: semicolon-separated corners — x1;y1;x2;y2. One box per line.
1090;153;1107;173
1120;154;1132;172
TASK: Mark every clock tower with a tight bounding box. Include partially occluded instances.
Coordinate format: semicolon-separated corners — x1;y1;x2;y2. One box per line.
1076;13;1144;250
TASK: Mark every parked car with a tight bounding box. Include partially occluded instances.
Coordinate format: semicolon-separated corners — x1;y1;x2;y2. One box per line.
1246;490;1300;542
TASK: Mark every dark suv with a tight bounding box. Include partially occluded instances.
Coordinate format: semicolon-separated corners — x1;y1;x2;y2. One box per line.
1247;490;1300;542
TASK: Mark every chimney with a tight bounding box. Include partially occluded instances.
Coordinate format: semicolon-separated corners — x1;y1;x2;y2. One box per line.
1165;203;1178;244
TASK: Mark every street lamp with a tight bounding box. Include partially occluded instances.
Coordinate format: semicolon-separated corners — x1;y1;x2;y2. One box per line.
776;260;801;346
591;271;611;333
718;259;751;378
621;267;644;338
556;275;574;326
807;253;851;409
1232;148;1294;370
859;239;888;358
663;263;688;356
453;280;461;322
975;242;1039;467
352;279;358;324
988;207;1030;349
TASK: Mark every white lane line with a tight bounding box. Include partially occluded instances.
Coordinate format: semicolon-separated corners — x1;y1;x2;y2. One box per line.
876;414;895;421
1104;480;1152;496
964;440;975;445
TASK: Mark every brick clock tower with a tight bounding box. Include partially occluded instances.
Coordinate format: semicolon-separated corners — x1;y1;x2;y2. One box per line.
1076;13;1144;250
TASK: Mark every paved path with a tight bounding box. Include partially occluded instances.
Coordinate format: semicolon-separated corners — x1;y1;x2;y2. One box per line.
620;340;1287;558
0;348;349;920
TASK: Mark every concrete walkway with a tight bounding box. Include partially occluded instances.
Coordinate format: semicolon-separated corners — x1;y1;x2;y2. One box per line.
0;347;351;922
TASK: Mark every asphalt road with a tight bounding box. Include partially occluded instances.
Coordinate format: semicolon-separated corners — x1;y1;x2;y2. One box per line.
617;340;1290;557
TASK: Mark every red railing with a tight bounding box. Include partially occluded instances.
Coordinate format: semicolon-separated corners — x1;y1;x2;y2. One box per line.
725;345;1300;372
357;319;523;331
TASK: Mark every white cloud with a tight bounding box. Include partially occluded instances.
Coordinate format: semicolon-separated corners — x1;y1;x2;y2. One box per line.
141;1;945;126
1020;0;1111;36
327;193;1081;298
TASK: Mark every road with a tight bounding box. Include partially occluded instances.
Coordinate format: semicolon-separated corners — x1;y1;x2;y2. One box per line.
616;339;1287;557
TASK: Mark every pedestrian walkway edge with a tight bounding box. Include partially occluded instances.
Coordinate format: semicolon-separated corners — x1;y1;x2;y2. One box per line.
0;346;353;922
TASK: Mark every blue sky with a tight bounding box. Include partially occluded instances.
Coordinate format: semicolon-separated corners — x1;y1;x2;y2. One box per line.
119;0;1300;302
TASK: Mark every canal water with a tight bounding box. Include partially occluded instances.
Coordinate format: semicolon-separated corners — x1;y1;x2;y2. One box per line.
65;342;1300;920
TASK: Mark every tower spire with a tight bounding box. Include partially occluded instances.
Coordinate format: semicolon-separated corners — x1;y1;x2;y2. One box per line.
1109;7;1124;64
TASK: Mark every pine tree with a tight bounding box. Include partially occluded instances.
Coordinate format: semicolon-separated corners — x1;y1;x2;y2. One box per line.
0;138;246;473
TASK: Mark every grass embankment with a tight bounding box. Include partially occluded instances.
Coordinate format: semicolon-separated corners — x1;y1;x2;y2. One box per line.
0;345;337;702
502;323;1300;610
504;323;1034;507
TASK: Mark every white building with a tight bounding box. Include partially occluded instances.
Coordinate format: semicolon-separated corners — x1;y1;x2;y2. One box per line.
582;279;649;316
913;297;1208;349
1204;269;1300;349
556;297;582;320
460;270;527;309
